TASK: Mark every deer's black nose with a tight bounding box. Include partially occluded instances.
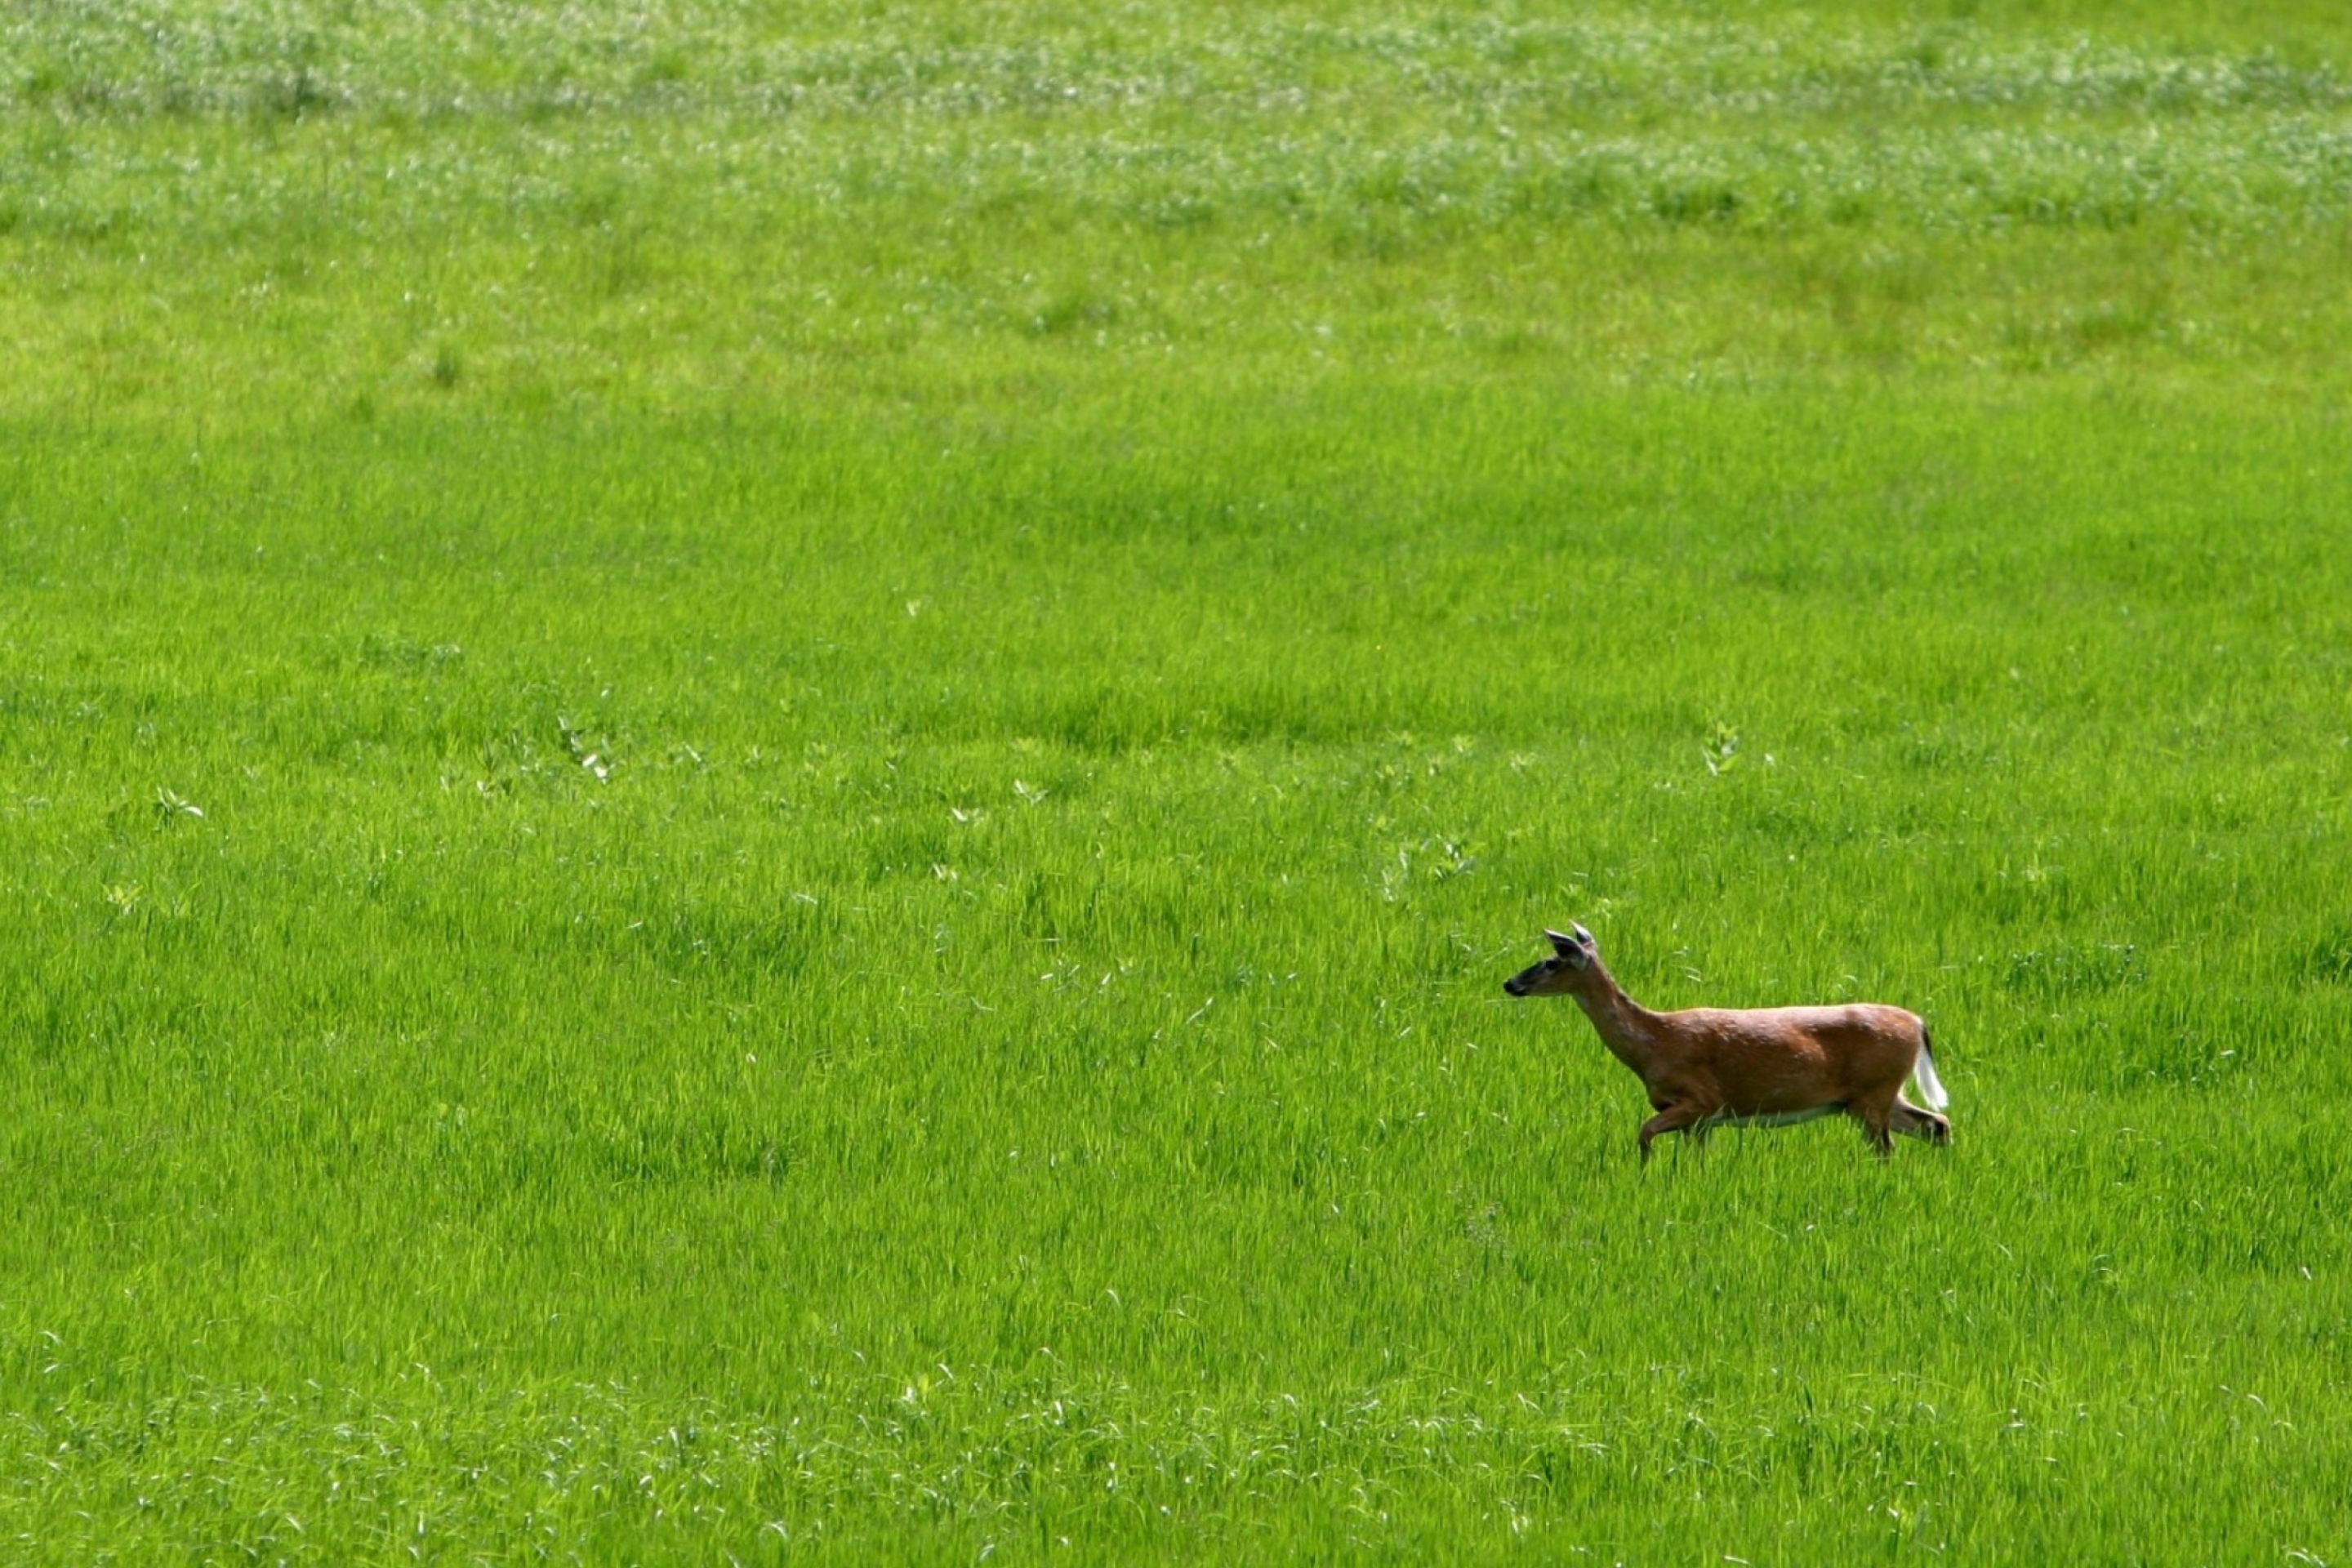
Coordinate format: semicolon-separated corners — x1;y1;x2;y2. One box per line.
1503;977;1526;997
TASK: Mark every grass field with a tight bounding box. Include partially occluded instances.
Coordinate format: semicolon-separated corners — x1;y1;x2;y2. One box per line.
6;1;2352;1561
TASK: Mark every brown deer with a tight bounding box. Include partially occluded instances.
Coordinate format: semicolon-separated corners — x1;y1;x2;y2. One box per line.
1504;924;1950;1160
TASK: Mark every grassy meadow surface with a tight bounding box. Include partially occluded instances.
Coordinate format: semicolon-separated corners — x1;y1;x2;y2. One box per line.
5;1;2352;1561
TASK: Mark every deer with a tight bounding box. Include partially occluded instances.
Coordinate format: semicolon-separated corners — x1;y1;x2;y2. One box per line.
1503;924;1950;1161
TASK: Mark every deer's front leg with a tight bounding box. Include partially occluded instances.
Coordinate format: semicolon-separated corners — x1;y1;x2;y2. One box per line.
1637;1101;1709;1165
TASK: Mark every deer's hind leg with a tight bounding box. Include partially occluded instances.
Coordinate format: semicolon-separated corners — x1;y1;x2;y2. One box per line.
1892;1097;1952;1147
1847;1084;1901;1158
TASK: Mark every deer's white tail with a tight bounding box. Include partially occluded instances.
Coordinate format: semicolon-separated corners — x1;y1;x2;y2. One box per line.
1912;1030;1949;1112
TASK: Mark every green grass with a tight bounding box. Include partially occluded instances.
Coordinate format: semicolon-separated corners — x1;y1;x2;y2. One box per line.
5;2;2352;1561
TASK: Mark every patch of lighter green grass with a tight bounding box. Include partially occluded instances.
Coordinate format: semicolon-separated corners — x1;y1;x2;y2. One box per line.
3;0;2350;420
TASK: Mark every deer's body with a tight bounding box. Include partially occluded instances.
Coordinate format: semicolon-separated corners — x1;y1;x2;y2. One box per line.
1506;927;1951;1160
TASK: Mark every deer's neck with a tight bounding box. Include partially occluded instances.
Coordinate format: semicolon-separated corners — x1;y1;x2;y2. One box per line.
1573;965;1664;1075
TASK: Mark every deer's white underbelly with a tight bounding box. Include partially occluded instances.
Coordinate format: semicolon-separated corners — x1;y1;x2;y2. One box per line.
1704;1106;1838;1129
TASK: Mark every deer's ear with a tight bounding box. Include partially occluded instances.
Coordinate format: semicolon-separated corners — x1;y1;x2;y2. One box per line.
1544;929;1579;956
1570;921;1595;948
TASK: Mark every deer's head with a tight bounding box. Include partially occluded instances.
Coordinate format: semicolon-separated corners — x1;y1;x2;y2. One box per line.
1503;924;1597;997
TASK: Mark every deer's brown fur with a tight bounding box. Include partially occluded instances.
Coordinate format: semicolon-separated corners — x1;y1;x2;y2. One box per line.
1504;925;1950;1161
